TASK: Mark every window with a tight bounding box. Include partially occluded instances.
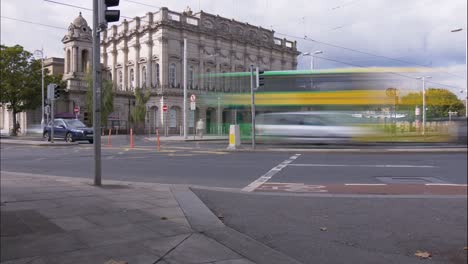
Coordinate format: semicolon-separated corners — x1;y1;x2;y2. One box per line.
81;49;89;73
154;63;160;87
169;63;176;88
188;66;194;89
169;108;177;127
141;66;147;88
129;68;135;90
118;70;123;89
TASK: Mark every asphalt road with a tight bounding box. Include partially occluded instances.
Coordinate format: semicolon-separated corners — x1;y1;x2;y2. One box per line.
193;189;468;264
1;142;467;263
1;143;466;191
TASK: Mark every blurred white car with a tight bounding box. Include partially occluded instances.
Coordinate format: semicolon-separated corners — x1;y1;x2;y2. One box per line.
255;112;375;143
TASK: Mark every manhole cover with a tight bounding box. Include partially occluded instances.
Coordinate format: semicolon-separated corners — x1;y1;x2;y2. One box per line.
376;176;447;184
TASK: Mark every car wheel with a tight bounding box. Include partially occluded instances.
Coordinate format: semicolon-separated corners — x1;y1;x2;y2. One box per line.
43;132;50;141
88;139;94;144
65;133;74;143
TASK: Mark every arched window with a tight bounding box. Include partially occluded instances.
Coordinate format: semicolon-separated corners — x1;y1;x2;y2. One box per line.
141;66;147;88
129;68;135;90
169;63;176;88
81;49;89;73
118;70;123;90
188;66;194;89
66;49;71;73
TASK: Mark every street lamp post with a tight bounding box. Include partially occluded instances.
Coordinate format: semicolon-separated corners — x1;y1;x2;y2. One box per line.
34;49;45;129
302;51;323;89
451;28;467;118
416;76;431;135
303;50;323;70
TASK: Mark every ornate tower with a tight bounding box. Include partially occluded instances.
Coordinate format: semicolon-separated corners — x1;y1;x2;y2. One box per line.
60;12;92;118
62;12;92;91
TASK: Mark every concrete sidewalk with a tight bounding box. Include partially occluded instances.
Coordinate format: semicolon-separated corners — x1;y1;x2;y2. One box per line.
0;172;300;264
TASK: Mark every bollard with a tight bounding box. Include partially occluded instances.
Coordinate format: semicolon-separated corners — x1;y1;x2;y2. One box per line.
106;128;112;147
130;128;134;149
156;128;160;151
227;125;241;150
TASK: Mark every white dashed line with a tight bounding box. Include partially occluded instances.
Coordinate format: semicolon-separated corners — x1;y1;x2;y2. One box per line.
242;154;301;192
424;183;467;186
289;164;436;168
345;183;388;186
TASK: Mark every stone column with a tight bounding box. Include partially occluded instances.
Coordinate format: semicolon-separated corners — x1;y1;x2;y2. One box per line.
159;36;168;90
146;40;153;89
111;46;118;90
198;44;204;90
123;46;128;91
134;44;140;89
73;46;79;72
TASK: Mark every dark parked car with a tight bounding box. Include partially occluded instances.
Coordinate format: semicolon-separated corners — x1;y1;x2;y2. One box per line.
43;119;93;143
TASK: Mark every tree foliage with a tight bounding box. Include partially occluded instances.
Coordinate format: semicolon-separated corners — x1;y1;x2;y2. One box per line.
85;71;114;127
400;88;466;119
0;45;42;135
130;87;150;128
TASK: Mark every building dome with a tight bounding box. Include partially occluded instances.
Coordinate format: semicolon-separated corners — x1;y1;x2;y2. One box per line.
72;12;88;27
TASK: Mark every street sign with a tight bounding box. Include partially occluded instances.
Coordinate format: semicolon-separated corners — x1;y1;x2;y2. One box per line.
74;105;80;114
415;107;421;116
190;94;196;102
190;101;196;111
163;104;168;112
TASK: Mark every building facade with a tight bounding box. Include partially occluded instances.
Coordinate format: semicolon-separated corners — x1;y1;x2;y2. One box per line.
62;7;299;134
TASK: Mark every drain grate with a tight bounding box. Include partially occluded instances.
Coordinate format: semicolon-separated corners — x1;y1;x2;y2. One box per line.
376;176;448;184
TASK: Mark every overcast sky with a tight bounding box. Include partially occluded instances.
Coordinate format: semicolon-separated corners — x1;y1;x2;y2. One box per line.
1;0;467;95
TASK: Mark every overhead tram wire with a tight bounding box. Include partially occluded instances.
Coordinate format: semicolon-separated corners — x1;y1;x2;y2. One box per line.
275;32;466;80
123;0;160;9
1;16;67;30
2;14;458;90
43;0;465;81
41;0;466;88
43;0;147;22
311;55;461;89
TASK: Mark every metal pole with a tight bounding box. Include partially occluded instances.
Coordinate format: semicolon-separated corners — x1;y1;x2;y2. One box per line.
465;29;467;118
51;98;54;143
92;0;102;186
217;96;221;135
250;65;255;149
183;38;188;139
41;49;45;129
422;77;426;135
311;55;314;71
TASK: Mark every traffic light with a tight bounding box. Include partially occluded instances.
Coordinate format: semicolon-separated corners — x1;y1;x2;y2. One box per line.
99;0;120;27
54;85;61;99
84;112;89;122
256;68;265;88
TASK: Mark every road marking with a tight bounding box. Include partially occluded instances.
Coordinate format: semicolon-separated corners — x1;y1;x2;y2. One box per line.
242;154;301;192
425;183;467;186
345;183;387;186
288;164;436;168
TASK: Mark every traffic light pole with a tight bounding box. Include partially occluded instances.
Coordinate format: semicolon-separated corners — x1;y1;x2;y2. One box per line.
93;0;102;186
50;98;54;143
250;65;256;149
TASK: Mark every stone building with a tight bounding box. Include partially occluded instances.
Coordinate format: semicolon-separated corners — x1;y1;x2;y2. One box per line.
61;7;299;134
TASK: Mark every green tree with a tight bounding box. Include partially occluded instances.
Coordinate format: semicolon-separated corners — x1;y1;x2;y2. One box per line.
400;88;466;119
0;45;41;136
130;87;150;132
85;71;114;127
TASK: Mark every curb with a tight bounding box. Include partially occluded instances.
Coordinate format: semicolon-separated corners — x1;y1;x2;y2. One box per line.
1;140;79;146
172;186;303;264
226;147;468;153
